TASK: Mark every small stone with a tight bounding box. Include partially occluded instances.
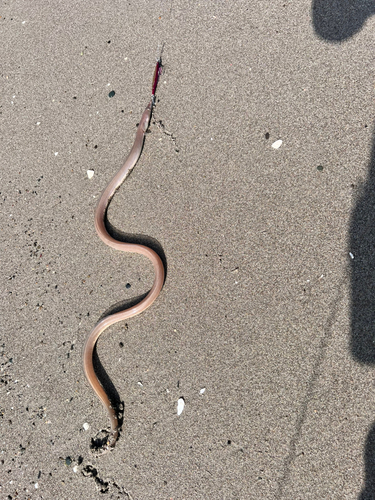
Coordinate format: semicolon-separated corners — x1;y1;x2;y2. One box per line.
317;165;323;171
87;170;94;179
108;90;115;98
83;422;90;431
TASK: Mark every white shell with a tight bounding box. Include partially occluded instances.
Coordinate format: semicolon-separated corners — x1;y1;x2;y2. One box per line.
87;170;95;179
271;139;283;149
83;422;90;431
200;388;206;394
177;397;185;416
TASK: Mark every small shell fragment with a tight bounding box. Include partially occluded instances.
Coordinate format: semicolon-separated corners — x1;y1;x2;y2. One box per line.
177;397;185;416
83;422;90;431
349;252;354;260
87;170;94;179
271;139;283;149
200;388;206;395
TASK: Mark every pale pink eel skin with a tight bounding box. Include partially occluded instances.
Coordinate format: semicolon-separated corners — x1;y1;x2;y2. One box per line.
83;60;164;450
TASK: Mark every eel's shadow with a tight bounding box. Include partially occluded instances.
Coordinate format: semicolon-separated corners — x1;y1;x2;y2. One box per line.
312;0;375;42
91;213;167;444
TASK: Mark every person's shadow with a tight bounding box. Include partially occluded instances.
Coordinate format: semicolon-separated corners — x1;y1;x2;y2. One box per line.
350;130;375;368
311;2;375;496
352;127;375;499
312;0;375;42
360;421;375;500
350;127;375;499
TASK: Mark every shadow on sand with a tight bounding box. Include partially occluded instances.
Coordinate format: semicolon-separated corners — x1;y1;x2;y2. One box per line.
312;4;375;497
351;127;375;499
276;7;375;494
312;0;375;42
88;204;167;451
